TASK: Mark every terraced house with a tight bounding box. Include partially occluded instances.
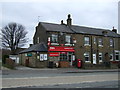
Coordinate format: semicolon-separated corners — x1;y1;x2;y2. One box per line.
20;14;120;68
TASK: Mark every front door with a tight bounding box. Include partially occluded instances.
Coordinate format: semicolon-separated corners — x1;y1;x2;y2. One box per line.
93;54;97;64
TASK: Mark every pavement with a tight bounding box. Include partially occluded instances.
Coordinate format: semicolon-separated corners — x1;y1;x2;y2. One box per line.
11;65;120;73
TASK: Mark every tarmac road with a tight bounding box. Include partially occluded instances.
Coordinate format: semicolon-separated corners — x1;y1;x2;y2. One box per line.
1;68;119;88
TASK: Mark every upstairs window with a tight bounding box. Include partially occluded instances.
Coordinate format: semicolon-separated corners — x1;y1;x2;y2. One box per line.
65;35;71;44
110;38;113;47
51;34;58;43
94;37;96;44
37;37;39;43
98;38;103;46
84;37;90;45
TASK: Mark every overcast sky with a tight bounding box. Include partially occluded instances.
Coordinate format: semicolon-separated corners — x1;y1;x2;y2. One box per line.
0;0;119;48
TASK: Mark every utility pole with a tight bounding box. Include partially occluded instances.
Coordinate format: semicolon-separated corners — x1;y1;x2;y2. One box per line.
38;16;41;23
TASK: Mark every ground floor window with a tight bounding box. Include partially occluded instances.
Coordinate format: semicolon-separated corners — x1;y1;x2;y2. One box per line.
115;51;120;61
84;52;90;62
99;53;102;63
60;54;67;61
110;53;113;61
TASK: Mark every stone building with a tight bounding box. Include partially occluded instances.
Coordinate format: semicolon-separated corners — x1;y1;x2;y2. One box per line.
19;43;48;68
21;14;120;68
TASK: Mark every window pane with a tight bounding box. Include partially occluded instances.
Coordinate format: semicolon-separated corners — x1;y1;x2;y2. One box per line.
98;38;103;45
84;37;90;45
110;39;113;46
66;35;70;44
52;34;58;43
84;52;89;61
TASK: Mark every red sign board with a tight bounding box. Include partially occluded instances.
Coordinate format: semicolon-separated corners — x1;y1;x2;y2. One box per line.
49;52;59;56
49;46;75;52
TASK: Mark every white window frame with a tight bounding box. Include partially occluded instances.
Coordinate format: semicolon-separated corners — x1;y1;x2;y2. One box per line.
115;50;120;61
37;37;40;43
110;38;113;47
110;53;113;61
51;34;58;44
98;38;103;46
99;53;102;62
65;35;71;44
84;37;90;46
94;37;96;44
84;52;90;62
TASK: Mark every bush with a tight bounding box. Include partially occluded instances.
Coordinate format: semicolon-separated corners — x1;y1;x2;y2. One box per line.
2;55;9;64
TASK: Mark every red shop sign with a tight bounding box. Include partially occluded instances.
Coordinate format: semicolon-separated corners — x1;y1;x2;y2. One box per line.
49;52;59;56
49;46;75;52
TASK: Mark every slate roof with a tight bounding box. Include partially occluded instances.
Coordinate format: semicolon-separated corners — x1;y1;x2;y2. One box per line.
40;22;120;38
19;43;47;54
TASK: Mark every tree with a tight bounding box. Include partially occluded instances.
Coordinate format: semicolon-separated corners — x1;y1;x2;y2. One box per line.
1;22;28;54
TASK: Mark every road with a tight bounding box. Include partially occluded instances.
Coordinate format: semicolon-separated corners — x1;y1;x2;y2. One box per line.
1;69;119;88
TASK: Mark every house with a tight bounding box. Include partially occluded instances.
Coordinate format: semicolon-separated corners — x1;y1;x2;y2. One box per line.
19;43;48;68
22;14;120;68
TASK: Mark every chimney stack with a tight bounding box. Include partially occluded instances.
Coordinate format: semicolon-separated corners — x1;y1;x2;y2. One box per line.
112;27;117;33
67;14;72;26
61;20;64;25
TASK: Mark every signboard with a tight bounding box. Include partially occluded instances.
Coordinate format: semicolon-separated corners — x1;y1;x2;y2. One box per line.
44;54;47;60
40;54;44;61
49;46;75;52
49;52;59;56
27;53;32;57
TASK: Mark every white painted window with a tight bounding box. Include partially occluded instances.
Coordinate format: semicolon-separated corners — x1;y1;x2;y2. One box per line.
110;53;113;61
110;38;113;47
94;37;96;44
115;51;120;61
37;37;40;43
51;34;58;43
99;53;102;62
84;52;90;62
65;35;71;44
84;37;90;45
98;38;103;46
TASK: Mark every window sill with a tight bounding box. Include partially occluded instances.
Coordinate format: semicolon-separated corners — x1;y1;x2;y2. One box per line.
85;61;91;63
84;44;91;46
98;45;103;47
51;43;59;45
65;44;73;46
99;60;102;62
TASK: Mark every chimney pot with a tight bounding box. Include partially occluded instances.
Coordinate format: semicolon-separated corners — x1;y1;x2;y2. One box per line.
112;27;117;33
61;20;64;25
67;14;72;26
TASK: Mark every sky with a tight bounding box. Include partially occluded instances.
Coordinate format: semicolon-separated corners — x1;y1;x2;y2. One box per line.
0;0;119;48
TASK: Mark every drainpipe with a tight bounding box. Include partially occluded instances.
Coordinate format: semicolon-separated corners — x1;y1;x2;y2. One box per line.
90;36;93;64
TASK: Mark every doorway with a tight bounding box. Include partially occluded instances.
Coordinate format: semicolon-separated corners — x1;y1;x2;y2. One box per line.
93;54;97;64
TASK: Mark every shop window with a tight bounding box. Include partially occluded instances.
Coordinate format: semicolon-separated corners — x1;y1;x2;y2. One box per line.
84;52;90;62
84;37;90;45
65;35;71;44
51;34;58;43
99;53;102;62
115;51;120;61
60;54;67;61
98;38;103;46
110;53;113;61
110;38;113;47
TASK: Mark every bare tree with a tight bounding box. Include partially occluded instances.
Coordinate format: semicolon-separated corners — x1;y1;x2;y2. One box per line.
1;22;28;54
